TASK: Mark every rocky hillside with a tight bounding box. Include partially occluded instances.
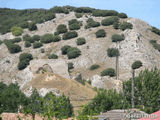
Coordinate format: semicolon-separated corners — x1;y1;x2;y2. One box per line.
0;7;160;106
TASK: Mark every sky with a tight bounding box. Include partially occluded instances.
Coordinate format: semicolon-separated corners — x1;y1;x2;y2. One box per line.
0;0;160;28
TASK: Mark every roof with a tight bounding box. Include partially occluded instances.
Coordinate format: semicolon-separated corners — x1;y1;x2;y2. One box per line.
139;110;160;120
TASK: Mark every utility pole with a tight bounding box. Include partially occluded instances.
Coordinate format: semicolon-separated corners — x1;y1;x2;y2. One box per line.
131;69;135;108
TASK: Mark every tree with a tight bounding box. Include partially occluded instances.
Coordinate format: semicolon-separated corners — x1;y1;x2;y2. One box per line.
76;38;86;45
53;35;61;42
25;41;31;48
68;19;81;30
56;24;68;34
28;22;37;31
131;60;142;108
62;31;78;40
123;68;160;113
40;34;54;43
101;16;119;26
61;45;71;55
111;34;124;42
33;42;43;49
67;47;81;59
101;68;116;77
85;18;100;29
48;54;58;59
118;13;128;18
4;40;21;53
119;22;133;31
95;29;106;38
89;64;100;71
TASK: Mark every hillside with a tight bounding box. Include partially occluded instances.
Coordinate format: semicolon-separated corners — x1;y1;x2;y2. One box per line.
0;6;160;110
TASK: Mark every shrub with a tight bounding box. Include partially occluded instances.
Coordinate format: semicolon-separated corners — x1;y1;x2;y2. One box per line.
92;10;118;17
107;48;120;57
85;18;100;29
151;27;160;36
67;47;81;59
61;45;71;55
0;40;3;45
53;35;61;42
118;13;128;18
23;34;34;43
44;13;56;21
119;22;133;31
101;68;116;77
111;34;125;42
4;40;21;53
95;29;106;38
68;19;81;30
25;41;31;48
101;16;119;26
11;26;23;36
57;24;68;34
76;38;86;45
50;6;69;14
28;22;37;31
32;35;40;42
150;40;160;51
62;31;78;40
75;7;94;13
41;48;45;53
19;22;29;29
33;42;43;48
48;54;58;59
12;37;22;43
89;64;100;70
40;34;53;43
68;62;74;70
75;13;83;18
18;53;33;70
113;22;119;29
132;60;142;69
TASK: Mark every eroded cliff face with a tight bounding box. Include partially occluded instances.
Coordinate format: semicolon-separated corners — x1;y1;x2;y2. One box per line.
0;12;160;96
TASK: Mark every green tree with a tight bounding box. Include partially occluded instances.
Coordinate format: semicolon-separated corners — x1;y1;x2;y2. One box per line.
61;45;71;55
48;54;58;59
76;38;86;45
67;47;81;59
89;64;100;71
62;31;78;40
85;18;100;29
101;16;119;26
28;22;37;31
118;13;128;18
95;29;106;38
56;24;68;34
40;34;54;44
33;42;43;49
119;22;133;31
101;68;116;77
111;34;124;42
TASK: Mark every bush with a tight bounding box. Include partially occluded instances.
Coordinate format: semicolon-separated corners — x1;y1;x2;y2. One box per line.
4;40;21;53
50;6;69;14
44;13;56;21
89;64;100;70
25;41;31;48
75;7;94;13
57;24;68;34
28;22;37;31
132;60;142;69
75;13;83;18
11;26;23;36
67;47;81;59
53;35;61;42
12;37;22;43
40;34;53;43
68;62;74;70
41;48;45;53
119;22;133;31
118;13;128;18
85;18;100;29
101;16;119;26
95;29;106;38
61;45;71;55
48;54;58;59
113;22;119;29
76;38;86;45
18;53;33;70
150;40;160;51
101;68;116;77
68;19;81;30
107;48;120;57
111;34;125;42
63;31;78;40
23;34;35;43
33;42;43;48
0;40;3;45
92;10;118;17
151;27;160;36
19;22;29;29
32;35;40;41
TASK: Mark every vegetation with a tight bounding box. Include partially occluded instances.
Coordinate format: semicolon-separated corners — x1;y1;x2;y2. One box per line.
11;26;23;36
11;37;22;43
28;22;37;31
68;62;74;70
68;19;81;30
92;10;118;17
18;53;33;70
53;35;61;42
119;22;133;31
113;22;119;29
89;64;100;70
62;31;78;40
95;29;106;38
76;37;86;45
48;53;58;59
111;34;125;42
67;47;81;59
0;40;3;45
4;40;21;53
25;41;31;48
40;34;53;43
56;24;68;34
101;16;119;26
32;35;40;41
41;48;45;53
75;13;83;18
150;40;160;51
75;7;94;13
85;18;100;29
33;42;43;48
101;68;116;77
118;13;128;18
151;27;160;36
132;60;142;69
107;48;120;57
123;68;160;113
61;45;71;55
